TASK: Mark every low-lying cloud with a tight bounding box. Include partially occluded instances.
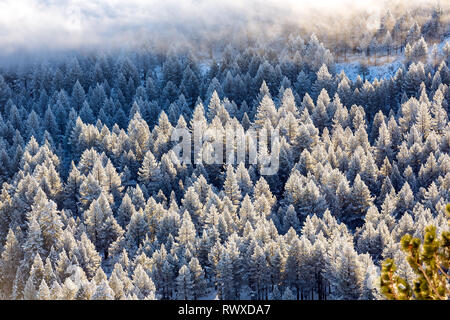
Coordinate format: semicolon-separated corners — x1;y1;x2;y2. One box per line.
0;0;446;58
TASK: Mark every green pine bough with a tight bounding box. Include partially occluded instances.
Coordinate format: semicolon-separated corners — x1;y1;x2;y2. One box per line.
380;204;450;300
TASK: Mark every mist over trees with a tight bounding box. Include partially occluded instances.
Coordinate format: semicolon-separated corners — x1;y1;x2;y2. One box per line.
0;3;449;300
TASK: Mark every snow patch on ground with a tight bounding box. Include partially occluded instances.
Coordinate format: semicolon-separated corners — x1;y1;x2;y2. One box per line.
335;58;403;82
335;37;449;82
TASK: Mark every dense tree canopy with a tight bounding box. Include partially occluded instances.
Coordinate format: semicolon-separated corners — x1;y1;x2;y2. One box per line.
0;6;449;300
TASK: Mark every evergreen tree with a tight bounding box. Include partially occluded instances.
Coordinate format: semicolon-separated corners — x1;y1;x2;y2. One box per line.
176;265;194;300
188;257;207;299
329;244;365;299
132;264;156;299
91;279;115;300
0;229;23;299
381;223;450;300
223;165;242;208
84;193;124;258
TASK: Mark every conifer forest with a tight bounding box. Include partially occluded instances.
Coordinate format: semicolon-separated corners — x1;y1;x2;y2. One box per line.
0;0;449;300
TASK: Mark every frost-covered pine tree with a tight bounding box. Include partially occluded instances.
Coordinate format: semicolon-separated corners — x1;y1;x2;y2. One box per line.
188;257;207;299
176;265;194;300
329;244;365;300
84;192;123;257
223;165;242;208
91;279;115;300
132;264;156;300
0;229;23;299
